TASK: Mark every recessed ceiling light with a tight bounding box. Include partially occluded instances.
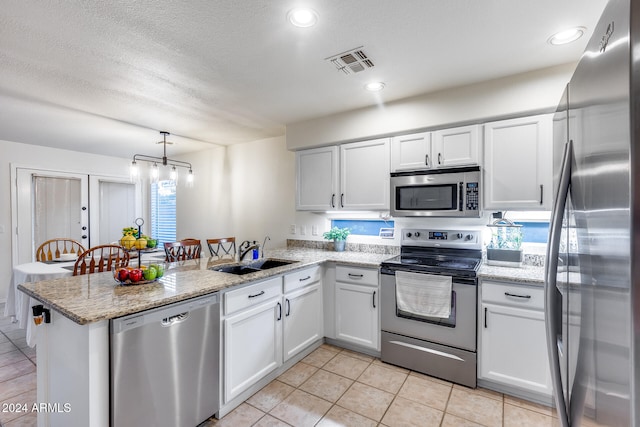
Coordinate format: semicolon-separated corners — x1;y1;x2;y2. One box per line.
548;27;586;45
364;82;385;92
287;8;318;28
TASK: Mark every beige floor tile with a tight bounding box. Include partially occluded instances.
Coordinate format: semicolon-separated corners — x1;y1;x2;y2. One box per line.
3;410;37;427
3;330;27;341
246;380;295;412
397;374;451;411
0;360;36;383
316;404;377;427
12;338;29;350
269;389;331;427
277;362;318;387
323;353;370;380
504;394;553;416
0;372;37;402
504;403;555;427
453;384;503;402
0;350;30;369
408;370;453;387
319;343;343;353
0;334;10;344
440;413;485;427
302;347;337;368
205;403;264;427
371;358;410;374
381;396;444;427
357;363;408;394
336;382;394;422
339;349;375;363
0;341;20;356
446;387;503;427
20;347;36;360
299;369;353;403
253;414;292;427
0;389;37;424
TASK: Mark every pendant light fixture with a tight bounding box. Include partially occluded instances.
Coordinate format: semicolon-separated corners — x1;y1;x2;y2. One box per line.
130;131;194;186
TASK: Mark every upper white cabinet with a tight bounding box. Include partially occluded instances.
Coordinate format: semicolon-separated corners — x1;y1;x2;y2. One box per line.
484;114;553;210
296;138;390;211
391;125;480;172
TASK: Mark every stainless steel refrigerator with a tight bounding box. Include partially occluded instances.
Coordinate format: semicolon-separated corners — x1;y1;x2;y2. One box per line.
545;0;639;426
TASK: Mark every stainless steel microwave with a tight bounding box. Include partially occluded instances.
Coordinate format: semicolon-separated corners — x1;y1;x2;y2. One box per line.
390;166;481;217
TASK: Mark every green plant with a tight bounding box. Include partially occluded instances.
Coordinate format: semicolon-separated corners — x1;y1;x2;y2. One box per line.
323;227;350;241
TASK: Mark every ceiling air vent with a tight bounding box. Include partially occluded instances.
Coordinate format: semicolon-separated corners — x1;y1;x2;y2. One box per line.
326;47;375;75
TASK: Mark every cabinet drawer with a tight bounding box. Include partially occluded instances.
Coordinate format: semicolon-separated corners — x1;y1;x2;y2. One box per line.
224;277;282;315
482;280;544;310
284;266;321;293
336;265;378;286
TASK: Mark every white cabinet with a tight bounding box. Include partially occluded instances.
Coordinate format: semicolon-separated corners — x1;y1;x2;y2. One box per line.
479;280;552;397
335;265;379;350
223;277;283;403
296;138;390;210
391;125;480;172
483;114;553;210
283;267;323;362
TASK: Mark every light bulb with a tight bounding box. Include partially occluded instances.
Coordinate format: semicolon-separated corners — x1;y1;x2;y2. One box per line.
130;161;139;181
186;169;194;188
170;166;178;182
150;163;159;183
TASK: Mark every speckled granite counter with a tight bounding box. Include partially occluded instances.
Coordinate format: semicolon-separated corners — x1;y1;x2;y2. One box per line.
17;248;391;326
478;264;545;285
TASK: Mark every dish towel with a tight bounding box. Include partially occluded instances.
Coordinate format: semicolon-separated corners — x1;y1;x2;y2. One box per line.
395;271;452;319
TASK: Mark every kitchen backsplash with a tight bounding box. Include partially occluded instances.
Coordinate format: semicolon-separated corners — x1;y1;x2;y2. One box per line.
286;239;400;255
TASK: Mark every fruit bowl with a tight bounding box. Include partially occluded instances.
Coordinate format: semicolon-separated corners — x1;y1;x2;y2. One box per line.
113;264;164;286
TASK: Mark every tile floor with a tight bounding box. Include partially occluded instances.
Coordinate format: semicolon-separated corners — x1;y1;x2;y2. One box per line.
0;304;38;427
204;344;557;427
0;302;556;427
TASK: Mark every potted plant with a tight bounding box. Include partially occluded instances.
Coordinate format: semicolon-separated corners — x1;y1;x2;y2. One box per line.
323;227;350;252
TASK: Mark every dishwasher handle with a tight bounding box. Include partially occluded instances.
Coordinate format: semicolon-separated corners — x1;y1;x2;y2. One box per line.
162;312;189;327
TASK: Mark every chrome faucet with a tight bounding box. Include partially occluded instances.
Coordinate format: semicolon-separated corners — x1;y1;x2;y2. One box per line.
261;236;271;258
239;240;260;261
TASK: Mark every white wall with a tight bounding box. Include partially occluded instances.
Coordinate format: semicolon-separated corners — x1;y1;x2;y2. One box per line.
286;63;574;150
0;139;131;301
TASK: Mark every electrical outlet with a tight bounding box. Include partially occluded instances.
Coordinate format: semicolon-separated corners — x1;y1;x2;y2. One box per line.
311;225;318;236
289;224;296;234
300;225;306;235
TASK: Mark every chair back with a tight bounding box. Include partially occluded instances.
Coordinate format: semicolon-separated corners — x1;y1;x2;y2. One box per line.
164;239;202;262
206;237;236;259
36;238;86;262
73;245;130;276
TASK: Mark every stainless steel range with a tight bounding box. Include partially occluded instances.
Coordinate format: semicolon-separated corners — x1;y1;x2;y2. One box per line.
380;228;481;388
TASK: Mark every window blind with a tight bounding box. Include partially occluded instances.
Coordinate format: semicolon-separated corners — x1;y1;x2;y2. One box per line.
150;180;177;245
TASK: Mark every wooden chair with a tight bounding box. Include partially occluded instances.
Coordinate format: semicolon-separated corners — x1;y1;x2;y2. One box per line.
206;237;236;259
36;238;86;262
164;239;202;262
73;245;130;276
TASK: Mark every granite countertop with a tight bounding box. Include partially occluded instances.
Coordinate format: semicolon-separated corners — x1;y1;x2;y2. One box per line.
478;263;545;285
18;247;390;326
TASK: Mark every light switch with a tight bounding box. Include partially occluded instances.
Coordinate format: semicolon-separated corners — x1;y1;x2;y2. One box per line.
289;224;296;234
311;225;318;236
300;225;306;235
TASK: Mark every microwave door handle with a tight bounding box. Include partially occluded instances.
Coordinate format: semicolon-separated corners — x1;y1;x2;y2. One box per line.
459;182;464;211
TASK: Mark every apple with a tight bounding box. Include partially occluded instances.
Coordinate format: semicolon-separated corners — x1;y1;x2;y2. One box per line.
129;269;143;282
117;268;129;282
143;267;157;281
150;264;164;278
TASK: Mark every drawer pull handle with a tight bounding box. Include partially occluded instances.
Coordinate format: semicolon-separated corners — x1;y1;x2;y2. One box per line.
286;299;291;316
299;276;311;282
348;273;364;278
372;291;376;308
248;290;265;299
484;307;488;328
276;302;282;321
504;292;532;299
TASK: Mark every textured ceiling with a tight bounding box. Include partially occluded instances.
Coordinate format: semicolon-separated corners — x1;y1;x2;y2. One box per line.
0;0;608;157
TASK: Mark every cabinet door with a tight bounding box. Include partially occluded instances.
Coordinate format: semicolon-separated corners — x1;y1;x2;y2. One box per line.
224;299;282;403
484;114;553;209
283;282;323;361
340;138;390;210
433;124;480;168
335;282;378;350
296;146;339;210
390;132;432;171
479;302;552;396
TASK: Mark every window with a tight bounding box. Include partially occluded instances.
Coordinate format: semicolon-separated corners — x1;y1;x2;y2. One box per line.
150;180;176;245
330;219;395;237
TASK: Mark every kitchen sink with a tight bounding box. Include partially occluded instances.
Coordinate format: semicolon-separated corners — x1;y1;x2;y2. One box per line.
209;258;298;275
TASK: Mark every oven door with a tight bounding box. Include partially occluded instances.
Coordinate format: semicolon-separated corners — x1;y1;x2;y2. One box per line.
381;269;477;352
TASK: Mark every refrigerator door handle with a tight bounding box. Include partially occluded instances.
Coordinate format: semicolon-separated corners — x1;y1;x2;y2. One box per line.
545;139;573;427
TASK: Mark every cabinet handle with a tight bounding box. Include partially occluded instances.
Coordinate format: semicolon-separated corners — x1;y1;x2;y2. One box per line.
504;292;532;299
425;154;430;167
340;193;344;208
248;290;265;299
331;194;335;208
299;276;311;282
438;153;442;165
348;273;364;278
372;291;376;308
540;185;544;205
286;299;291;316
484;307;487;328
276;302;282;321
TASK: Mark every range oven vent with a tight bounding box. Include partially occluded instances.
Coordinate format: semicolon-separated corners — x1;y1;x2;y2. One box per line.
325;47;375;75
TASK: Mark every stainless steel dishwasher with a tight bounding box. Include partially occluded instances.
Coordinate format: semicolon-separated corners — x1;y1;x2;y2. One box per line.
110;293;220;427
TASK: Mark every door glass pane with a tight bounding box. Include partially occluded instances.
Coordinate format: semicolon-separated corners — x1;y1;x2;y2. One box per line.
396;184;457;210
33;176;82;245
99;181;136;245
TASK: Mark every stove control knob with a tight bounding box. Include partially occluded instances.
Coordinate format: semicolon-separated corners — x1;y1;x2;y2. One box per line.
456;233;463;239
406;232;412;238
414;232;421;237
465;234;474;241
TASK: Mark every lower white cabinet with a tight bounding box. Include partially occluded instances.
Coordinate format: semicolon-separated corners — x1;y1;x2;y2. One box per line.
479;280;552;397
335;265;379;350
